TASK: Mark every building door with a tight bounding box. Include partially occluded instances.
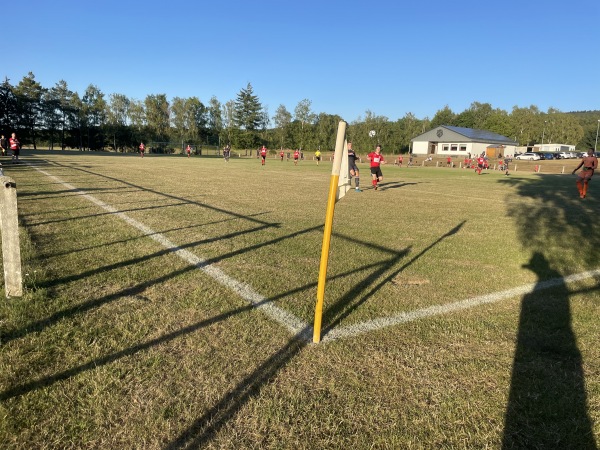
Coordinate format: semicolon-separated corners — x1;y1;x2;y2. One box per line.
430;143;436;154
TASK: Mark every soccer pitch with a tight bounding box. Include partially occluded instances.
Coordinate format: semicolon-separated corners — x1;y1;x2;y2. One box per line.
1;151;599;448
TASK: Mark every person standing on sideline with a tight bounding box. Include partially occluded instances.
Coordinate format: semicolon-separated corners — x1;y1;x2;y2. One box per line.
186;144;192;157
367;144;386;190
260;145;267;165
139;142;145;158
347;141;361;192
293;148;300;165
572;149;598;198
0;135;7;156
9;132;20;163
315;149;321;165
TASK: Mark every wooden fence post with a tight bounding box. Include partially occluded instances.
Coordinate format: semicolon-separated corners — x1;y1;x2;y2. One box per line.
0;175;23;297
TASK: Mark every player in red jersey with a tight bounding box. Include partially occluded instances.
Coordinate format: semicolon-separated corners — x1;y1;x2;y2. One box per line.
279;150;284;161
293;149;300;165
9;133;20;163
260;145;267;165
139;142;145;158
367;144;386;190
186;144;192;157
572;149;598;198
476;155;485;174
396;154;403;167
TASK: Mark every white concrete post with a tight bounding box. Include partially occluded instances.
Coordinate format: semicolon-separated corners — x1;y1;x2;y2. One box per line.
0;176;23;297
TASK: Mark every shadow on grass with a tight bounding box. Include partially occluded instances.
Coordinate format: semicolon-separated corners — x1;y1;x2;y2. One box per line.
322;221;465;336
164;331;309;450
29;159;278;228
500;174;598;448
0;223;323;345
377;181;418;191
32;212;274;260
502;252;597;449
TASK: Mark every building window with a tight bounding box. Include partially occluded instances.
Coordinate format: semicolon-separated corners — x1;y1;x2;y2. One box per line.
460;145;467;152
451;144;458;151
443;145;449;151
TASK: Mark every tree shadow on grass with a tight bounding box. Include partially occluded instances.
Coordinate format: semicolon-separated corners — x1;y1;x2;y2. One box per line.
502;252;597;449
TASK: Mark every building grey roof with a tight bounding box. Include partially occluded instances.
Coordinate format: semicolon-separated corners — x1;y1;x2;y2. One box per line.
443;126;516;144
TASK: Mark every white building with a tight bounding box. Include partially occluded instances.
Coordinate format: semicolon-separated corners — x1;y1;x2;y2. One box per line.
411;125;518;158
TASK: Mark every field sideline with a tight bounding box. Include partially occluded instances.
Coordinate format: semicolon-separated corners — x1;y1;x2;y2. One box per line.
1;151;599;448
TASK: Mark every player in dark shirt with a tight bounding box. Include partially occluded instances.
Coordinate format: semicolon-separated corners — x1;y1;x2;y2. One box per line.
347;141;361;192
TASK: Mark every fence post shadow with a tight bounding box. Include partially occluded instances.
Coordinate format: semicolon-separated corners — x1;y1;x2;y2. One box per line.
502;251;597;449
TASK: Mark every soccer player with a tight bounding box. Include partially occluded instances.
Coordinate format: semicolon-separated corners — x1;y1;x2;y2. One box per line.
447;156;452;167
572;149;598;198
139;142;145;158
315;149;321;165
293;149;300;165
223;145;231;162
186;144;192;157
397;154;403;167
260;145;267;165
9;133;20;163
476;154;485;174
279;150;284;161
347;141;361;192
367;144;385;190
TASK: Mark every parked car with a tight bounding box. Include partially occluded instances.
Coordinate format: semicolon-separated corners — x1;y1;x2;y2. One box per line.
515;152;541;161
543;153;554;160
534;153;546;160
557;152;570;159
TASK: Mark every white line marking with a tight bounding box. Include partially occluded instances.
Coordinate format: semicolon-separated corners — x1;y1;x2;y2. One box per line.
323;269;600;342
26;163;600;344
30;166;309;336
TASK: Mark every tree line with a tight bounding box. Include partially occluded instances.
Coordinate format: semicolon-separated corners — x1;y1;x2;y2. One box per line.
1;72;599;154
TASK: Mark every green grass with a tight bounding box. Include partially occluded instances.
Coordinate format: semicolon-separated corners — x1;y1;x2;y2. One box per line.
0;151;599;449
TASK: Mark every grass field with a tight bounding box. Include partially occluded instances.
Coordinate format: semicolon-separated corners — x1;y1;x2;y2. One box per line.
1;150;599;449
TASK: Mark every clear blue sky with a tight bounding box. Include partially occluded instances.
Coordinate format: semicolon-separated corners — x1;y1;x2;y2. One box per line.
3;0;599;123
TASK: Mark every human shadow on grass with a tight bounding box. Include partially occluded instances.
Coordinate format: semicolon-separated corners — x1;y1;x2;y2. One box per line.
321;221;465;337
376;181;417;191
502;252;597;449
499;174;598;448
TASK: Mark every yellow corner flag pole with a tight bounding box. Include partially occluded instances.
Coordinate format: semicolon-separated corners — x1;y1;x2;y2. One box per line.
313;120;347;343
